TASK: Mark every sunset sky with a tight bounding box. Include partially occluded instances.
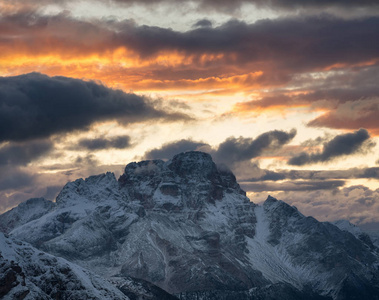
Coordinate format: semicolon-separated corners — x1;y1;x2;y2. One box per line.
0;0;379;229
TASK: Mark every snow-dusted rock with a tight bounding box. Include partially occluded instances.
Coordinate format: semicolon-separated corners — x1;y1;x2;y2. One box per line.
0;197;55;234
0;232;129;300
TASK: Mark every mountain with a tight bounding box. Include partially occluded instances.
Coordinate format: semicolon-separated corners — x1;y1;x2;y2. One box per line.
0;232;177;300
1;151;379;299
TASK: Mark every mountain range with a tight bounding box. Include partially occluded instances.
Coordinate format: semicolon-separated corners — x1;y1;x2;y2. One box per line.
1;151;378;299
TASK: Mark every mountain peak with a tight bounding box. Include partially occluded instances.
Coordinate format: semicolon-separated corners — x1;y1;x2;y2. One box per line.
167;151;216;178
265;195;278;203
119;151;247;209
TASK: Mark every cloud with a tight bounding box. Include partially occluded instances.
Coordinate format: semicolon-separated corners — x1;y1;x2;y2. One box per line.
243;167;379;183
0;140;53;166
75;154;100;167
2;12;379;72
235;66;379;107
113;16;379;71
0;166;35;191
0;73;189;143
213;129;296;165
8;0;379;12
0;138;56;211
143;129;296;166
288;129;375;165
233;66;379;134
77;135;132;150
241;180;345;192
0;138;56;210
1;10;379;110
194;0;379;11
0;165;41;213
308;98;379;135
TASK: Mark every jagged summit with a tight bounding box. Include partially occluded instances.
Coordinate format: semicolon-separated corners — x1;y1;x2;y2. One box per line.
119;151;246;210
121;151;235;183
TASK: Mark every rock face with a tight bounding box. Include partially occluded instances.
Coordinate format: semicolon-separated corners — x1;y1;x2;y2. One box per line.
2;151;379;299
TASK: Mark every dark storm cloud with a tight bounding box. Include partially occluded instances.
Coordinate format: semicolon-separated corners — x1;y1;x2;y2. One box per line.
0;73;189;142
114;16;379;70
241;180;345;192
0;140;53;166
77;135;132;150
144;129;296;165
288;129;374;165
213;129;296;165
145;139;208;160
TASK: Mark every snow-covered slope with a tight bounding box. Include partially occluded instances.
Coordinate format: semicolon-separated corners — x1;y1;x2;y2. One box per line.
3;151;379;299
0;197;55;233
0;232;129;300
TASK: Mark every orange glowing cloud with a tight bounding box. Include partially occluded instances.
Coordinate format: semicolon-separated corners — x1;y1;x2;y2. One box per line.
0;46;267;95
1;10;379;134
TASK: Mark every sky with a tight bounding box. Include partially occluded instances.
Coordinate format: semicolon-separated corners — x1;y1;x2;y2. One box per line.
0;0;378;229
